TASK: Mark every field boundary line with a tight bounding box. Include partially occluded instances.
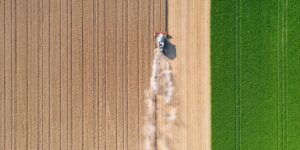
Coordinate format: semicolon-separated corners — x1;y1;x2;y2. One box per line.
284;0;288;148
235;0;241;149
277;0;283;149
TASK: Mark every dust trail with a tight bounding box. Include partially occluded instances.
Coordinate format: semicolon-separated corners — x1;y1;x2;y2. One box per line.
144;49;162;150
157;54;175;150
144;48;175;150
161;62;173;104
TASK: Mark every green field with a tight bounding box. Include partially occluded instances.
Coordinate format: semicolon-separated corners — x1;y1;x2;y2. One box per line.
211;0;300;149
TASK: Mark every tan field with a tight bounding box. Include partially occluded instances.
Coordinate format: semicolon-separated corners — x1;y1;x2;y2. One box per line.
167;0;210;149
0;0;210;149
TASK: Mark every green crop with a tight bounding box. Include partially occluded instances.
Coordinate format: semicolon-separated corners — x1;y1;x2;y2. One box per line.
211;0;300;149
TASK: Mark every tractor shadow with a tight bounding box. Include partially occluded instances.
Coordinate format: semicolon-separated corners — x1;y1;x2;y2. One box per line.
163;39;176;60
